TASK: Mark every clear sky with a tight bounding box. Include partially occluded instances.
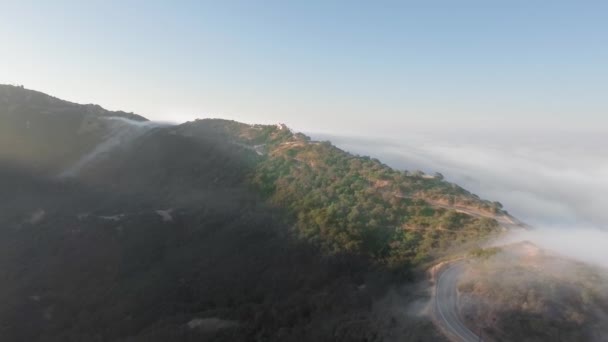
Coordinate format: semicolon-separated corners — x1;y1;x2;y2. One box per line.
1;1;606;135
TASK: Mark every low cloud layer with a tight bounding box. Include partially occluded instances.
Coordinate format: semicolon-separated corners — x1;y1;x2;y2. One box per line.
313;129;608;227
311;128;608;267
498;226;608;269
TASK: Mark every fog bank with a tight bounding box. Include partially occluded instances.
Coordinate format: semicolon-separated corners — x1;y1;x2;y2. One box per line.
312;129;607;227
311;128;608;266
497;226;608;269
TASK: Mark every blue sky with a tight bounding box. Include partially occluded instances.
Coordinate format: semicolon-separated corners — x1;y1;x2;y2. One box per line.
1;1;606;135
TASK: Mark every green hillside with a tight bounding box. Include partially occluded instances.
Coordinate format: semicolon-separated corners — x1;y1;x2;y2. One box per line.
176;119;505;267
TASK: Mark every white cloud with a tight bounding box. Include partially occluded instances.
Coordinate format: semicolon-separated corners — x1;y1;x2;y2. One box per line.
312;128;608;267
499;226;608;269
311;129;608;228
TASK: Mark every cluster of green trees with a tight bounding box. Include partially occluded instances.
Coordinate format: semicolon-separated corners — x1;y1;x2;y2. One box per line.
244;125;501;268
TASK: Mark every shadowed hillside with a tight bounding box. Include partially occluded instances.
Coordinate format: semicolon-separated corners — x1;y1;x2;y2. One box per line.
0;85;146;174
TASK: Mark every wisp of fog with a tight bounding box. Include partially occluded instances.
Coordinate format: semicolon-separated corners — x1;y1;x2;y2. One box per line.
60;117;171;177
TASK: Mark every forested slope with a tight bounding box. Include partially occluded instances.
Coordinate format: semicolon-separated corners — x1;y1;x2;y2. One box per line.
178;119;506;267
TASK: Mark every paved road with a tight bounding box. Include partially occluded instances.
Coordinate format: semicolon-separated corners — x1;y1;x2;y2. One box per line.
434;262;481;342
428;202;525;229
394;194;527;230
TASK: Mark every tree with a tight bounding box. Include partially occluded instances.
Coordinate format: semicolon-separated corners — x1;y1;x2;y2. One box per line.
411;170;425;177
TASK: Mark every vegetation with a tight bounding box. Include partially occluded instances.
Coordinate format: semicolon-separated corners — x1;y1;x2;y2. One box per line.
458;243;608;342
0;167;387;341
0;84;146;174
469;247;502;259
202;120;504;266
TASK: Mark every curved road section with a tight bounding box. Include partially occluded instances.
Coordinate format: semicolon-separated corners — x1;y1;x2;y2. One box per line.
434;262;480;342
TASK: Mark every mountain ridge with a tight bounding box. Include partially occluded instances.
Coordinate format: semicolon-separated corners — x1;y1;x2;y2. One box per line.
0;86;517;263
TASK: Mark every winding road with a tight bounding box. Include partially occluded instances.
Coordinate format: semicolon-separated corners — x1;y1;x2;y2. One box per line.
434;262;481;342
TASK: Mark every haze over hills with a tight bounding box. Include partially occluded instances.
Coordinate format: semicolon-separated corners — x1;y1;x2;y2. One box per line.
2;85;607;342
0;85;147;174
0;85;519;341
3;1;607;341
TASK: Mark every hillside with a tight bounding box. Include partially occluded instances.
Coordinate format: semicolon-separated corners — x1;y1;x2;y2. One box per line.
0;85;146;174
175;119;508;266
0;85;512;341
458;244;608;341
